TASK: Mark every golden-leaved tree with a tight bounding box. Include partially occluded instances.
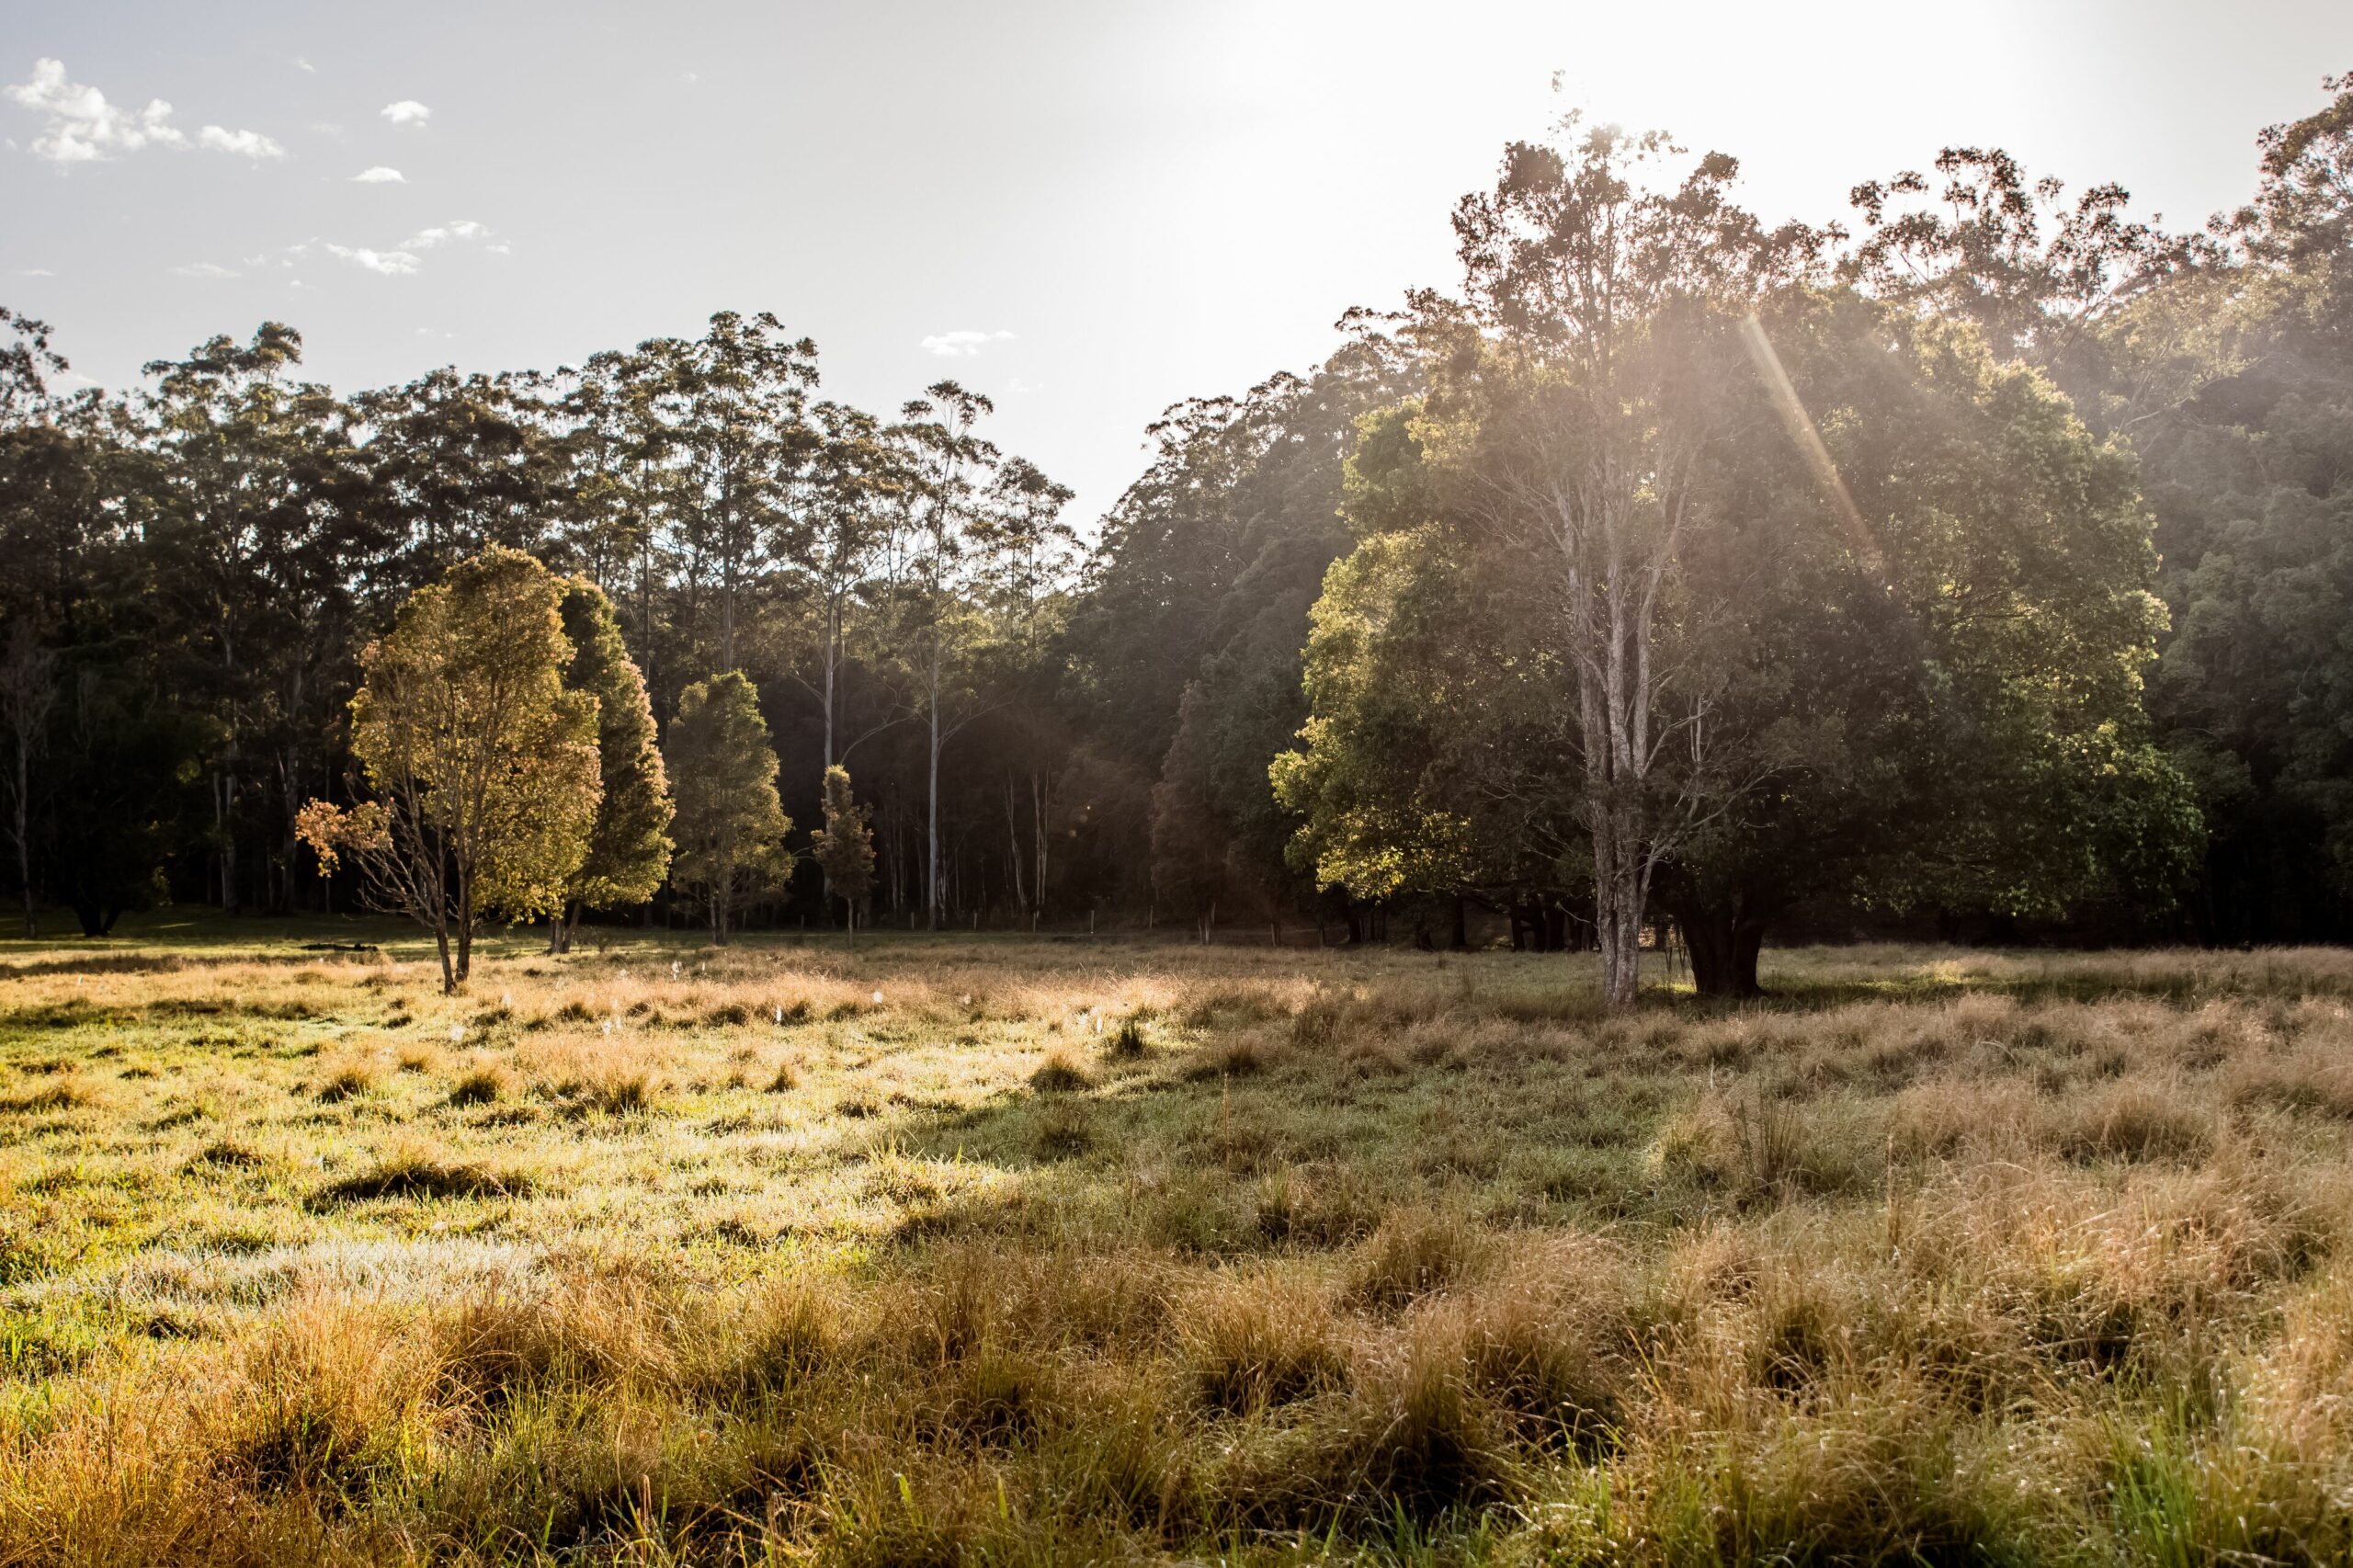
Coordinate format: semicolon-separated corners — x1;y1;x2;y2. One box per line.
299;547;602;993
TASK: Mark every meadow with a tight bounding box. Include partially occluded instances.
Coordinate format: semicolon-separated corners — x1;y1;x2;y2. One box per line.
4;921;2353;1564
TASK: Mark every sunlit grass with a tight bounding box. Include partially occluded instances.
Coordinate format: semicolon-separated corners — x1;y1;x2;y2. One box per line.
3;922;2353;1562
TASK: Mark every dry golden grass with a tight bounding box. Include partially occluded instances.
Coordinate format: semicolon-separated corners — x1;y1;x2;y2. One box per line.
3;919;2353;1562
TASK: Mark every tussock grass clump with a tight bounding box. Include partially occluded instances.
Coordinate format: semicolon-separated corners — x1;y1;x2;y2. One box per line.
313;1062;376;1103
1183;1033;1270;1081
215;1301;438;1494
2056;1075;2217;1163
1104;1014;1151;1059
313;1147;529;1205
1348;1209;1485;1311
1032;1099;1095;1160
1;1078;93;1114
444;1062;506;1107
188;1138;267;1170
1029;1052;1093;1093
1180;1268;1346;1413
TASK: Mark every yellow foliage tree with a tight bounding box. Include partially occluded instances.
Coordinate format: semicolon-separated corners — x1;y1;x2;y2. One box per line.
298;547;601;993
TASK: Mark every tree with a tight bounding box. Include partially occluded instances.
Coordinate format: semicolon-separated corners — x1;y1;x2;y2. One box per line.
668;670;793;944
1415;119;1822;1005
142;324;372;917
548;579;674;950
297;547;601;993
0;625;53;937
810;764;875;941
1283;285;2197;994
355;368;559;585
782;399;905;783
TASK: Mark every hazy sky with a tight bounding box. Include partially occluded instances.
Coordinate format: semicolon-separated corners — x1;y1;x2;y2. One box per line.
4;1;2347;525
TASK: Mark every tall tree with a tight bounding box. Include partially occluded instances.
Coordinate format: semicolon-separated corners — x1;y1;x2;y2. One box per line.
549;579;674;950
783;400;904;781
1281;287;2197;993
667;670;793;945
142;324;370;916
298;548;602;993
1421;119;1820;1004
896;382;1000;932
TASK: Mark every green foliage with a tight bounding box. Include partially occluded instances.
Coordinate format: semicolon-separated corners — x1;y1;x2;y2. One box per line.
557;579;673;913
1281;289;2198;986
810;764;875;928
2123;75;2353;937
667;671;793;943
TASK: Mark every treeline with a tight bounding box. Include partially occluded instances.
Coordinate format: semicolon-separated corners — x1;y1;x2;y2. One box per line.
2;73;2348;966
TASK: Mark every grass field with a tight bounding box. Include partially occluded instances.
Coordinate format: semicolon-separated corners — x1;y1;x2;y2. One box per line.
5;917;2353;1563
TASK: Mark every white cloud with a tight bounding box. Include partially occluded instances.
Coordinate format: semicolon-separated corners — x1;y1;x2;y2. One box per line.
403;218;486;249
324;244;419;276
920;329;1015;358
198;124;284;160
173;261;239;278
486;242;511;256
16;267;53;278
294;57;315;74
1004;376;1045;395
6;57;186;163
351;165;404;183
380;99;430;127
6;60;285;166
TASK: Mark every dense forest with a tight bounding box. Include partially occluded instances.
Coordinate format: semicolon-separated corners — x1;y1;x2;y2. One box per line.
2;73;2347;980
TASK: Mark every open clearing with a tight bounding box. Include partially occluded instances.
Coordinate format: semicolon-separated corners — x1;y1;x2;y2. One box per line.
6;925;2353;1563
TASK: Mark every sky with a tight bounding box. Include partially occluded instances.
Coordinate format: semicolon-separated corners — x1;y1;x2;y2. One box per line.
3;1;2347;528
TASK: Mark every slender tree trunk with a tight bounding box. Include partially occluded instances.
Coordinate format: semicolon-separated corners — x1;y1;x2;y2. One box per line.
454;881;475;991
926;638;941;932
215;769;240;915
1031;770;1050;921
12;743;31;939
1004;777;1027;913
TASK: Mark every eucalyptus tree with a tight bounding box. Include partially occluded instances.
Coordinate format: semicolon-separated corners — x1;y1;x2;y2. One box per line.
356;368;560;585
972;454;1076;922
1281;285;2196;994
782;399;906;780
894;381;1000;931
1414;120;1823;1005
643;312;819;676
2122;73;2353;937
141;324;373;915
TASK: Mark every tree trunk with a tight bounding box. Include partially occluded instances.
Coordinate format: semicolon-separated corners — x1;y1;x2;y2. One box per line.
216;769;240;915
1449;894;1471;951
1590;803;1643;1007
926;646;942;933
1668;894;1769;998
453;884;475;991
12;742;31;939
